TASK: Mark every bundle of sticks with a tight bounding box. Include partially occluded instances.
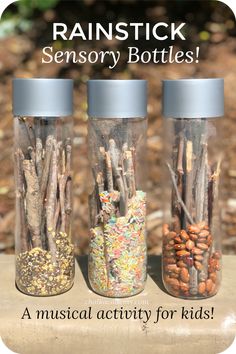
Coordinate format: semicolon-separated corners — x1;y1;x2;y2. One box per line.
163;119;222;297
14;117;72;260
89;138;137;227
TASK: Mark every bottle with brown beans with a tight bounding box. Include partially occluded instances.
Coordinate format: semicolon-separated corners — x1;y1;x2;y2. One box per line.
162;79;224;299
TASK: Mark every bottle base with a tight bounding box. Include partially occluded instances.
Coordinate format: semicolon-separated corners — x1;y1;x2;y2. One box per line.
15;281;74;297
89;282;145;298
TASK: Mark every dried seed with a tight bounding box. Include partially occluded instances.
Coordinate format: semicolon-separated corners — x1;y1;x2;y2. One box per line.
165;277;180;290
179;280;189;292
176;250;190;258
164;257;176;264
192;247;204;255
198;230;209;237
174;236;182;244
165;264;180;274
184;256;194;267
197;221;207;229
189;233;198;241
169;272;179;279
188;224;200;234
167;231;177;240
198;237;208;244
168;240;175;246
198;282;206;294
196;243;208;251
180;230;189;241
180;268;190;283
213;251;221;259
164;250;175;257
207;235;212;246
194;261;203;270
174;243;186;251
206;278;213;293
165;244;174;251
186;239;194;251
177;260;187;268
194;254;204;261
163;223;169;236
208;283;217;296
209;272;217;283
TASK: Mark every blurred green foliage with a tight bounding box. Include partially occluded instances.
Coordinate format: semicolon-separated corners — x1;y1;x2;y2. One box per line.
16;0;60;16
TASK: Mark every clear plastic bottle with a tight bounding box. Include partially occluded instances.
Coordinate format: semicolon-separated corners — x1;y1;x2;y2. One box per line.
162;78;224;299
13;78;74;296
87;80;147;297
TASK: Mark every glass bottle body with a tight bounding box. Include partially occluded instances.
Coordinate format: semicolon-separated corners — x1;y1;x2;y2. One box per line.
88;117;147;297
14;115;74;296
162;118;222;299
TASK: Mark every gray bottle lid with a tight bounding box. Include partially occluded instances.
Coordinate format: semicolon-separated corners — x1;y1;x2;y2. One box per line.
87;80;147;118
162;78;224;118
13;78;73;117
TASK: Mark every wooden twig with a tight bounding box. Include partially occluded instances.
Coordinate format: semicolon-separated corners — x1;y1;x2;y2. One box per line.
195;137;207;223
184;140;193;226
124;150;136;197
105;151;113;192
14;149;28;252
166;162;194;225
22;159;42;248
40;135;53;201
46;140;58;260
109;139;127;215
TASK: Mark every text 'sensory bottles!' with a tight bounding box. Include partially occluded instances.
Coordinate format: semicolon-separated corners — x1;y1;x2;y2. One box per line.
162;78;224;299
13;78;74;296
87;80;148;297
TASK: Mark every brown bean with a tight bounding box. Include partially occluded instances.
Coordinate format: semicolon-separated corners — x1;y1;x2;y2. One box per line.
180;230;189;241
207;235;212;245
213;251;221;259
206;278;213;293
164;250;176;257
165;264;180;274
164;257;176;264
199;230;209;237
198;221;207;229
196;243;208;251
186;239;194;251
192;247;204;255
177;260;187;268
189;233;198;241
198;238;208;244
184;256;194;267
209;272;217;283
208;258;220;272
215;260;220;271
166;231;177;240
165;277;180;290
163;223;169;236
176;250;190;258
188;224;200;233
174;236;182;244
169;272;179;279
180;268;190;283
208;283;217;296
179;281;189;292
198;282;206;294
194;261;203;270
174;243;186;251
165;244;174;251
194;254;204;261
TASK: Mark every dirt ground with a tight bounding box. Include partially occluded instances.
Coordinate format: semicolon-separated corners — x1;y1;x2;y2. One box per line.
0;0;236;255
